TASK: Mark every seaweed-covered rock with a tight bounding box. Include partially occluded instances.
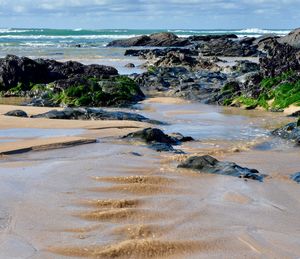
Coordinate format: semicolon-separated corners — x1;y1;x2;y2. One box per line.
178;155;266;182
4;109;28;118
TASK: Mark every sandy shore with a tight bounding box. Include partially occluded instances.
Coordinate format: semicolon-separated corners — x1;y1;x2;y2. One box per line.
0;99;300;258
0;105;150;155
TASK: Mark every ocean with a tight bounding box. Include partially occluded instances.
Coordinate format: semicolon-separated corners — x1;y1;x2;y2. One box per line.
0;28;291;74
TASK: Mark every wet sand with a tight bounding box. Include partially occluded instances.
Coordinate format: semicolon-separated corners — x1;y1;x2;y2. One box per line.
0;98;300;258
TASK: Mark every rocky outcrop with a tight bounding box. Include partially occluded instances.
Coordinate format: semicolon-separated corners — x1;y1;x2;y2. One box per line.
197;39;259;57
259;39;300;77
187;34;238;42
123;128;193;153
0;55;118;91
178;155;266;182
152;52;221;72
107;32;190;47
278;28;300;49
133;67;228;102
29;107;162;124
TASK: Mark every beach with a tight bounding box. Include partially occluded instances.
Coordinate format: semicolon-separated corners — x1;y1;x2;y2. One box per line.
0;28;300;258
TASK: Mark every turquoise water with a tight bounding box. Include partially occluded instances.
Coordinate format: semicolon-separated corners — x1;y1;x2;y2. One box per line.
0;28;291;74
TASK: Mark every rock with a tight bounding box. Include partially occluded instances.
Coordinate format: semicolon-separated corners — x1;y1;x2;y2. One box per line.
124;48;197;59
153;51;221;72
188;34;238;42
272;121;300;144
291;172;300;183
231;60;260;74
278;28;300;49
30;107;163;124
123;128;187;153
107;32;190;47
259;39;300;77
125;63;135;68
0;55;118;91
124;128;179;144
288;110;300;117
133;67;228;103
178;155;266;182
149;142;183;153
197;39;259;57
4;109;28;117
168;133;194;142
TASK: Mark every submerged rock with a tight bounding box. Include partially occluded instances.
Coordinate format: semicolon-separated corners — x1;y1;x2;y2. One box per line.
291;172;300;183
4;109;28;118
178;155;266;182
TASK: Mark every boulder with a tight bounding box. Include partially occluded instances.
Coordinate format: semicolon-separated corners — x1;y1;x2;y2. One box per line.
4;109;28;118
188;34;238;42
107;32;190;47
178;155;266;182
125;63;135;68
278;28;300;49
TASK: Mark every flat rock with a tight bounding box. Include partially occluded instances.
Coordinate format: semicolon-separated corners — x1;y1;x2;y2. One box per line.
4;109;28;118
30;108;163;124
178;155;266;182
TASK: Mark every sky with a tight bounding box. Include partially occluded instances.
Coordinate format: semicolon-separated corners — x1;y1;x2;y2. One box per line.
0;0;299;29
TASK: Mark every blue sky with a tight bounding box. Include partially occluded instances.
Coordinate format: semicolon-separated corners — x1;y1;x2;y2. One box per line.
0;0;299;29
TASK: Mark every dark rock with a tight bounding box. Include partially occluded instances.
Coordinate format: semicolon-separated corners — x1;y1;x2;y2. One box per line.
107;32;190;47
123;128;188;153
0;55;118;92
197;39;259;57
272;121;300;144
291;172;300;183
278;28;300;49
125;63;135;68
31;107;163;124
4;109;28;118
178;155;266;182
231;60;260;74
188;34;238;42
124;48;197;59
288;110;300;117
124;128;179;145
149;142;184;153
153;51;221;71
169;133;194;142
259;39;300;77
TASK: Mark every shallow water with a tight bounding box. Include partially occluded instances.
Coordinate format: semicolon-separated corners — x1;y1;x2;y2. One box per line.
0;128;85;140
0;99;299;258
